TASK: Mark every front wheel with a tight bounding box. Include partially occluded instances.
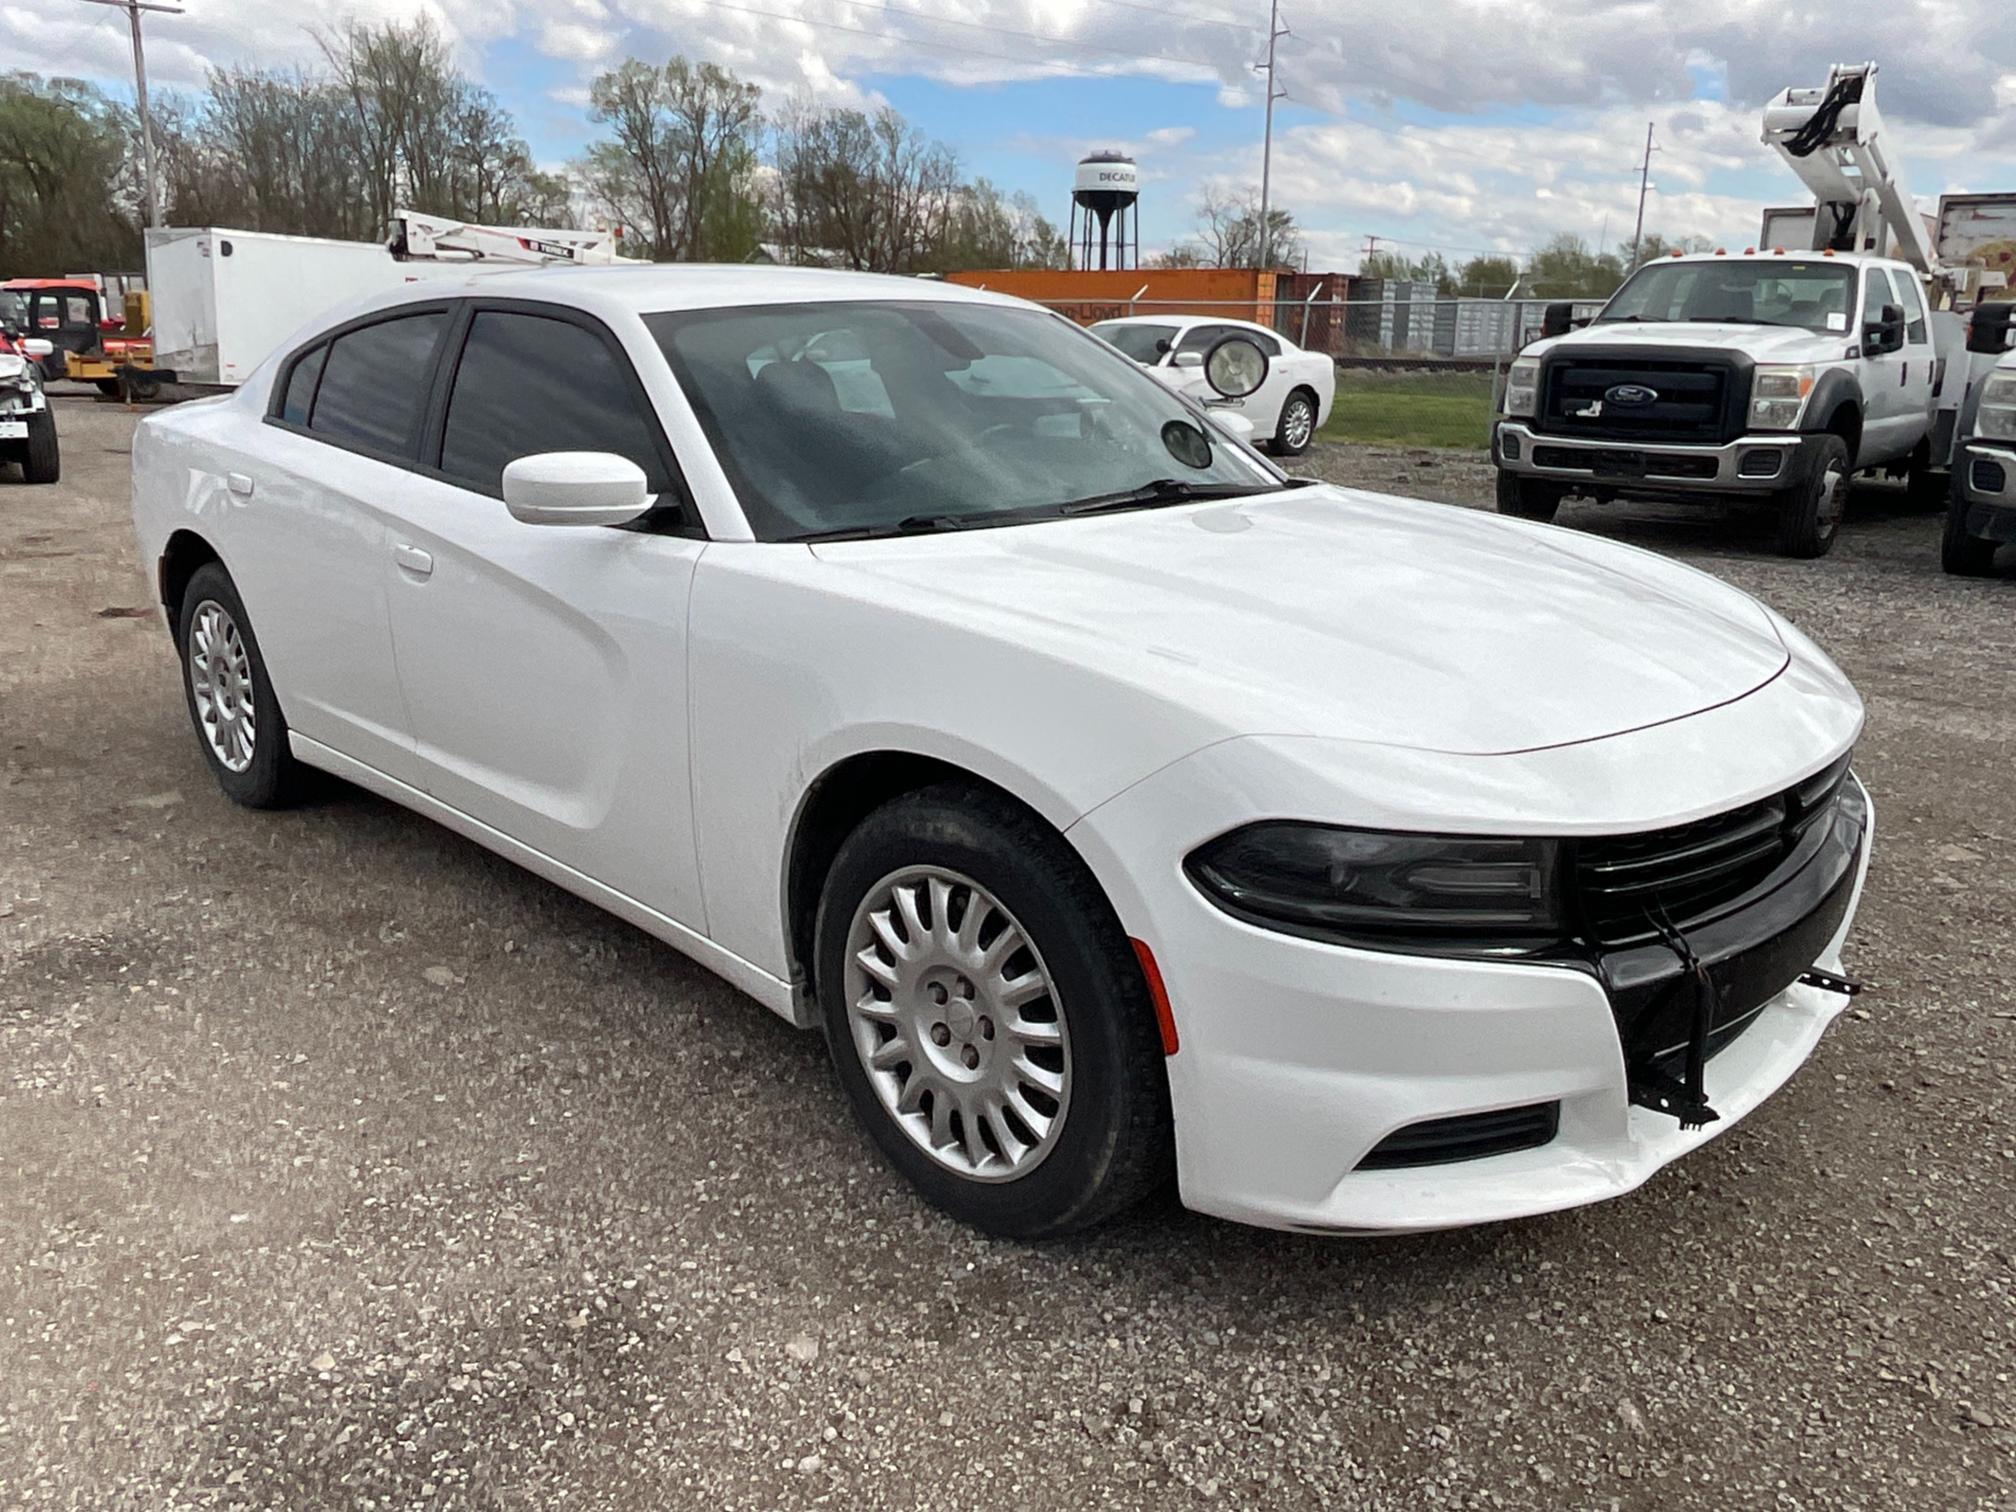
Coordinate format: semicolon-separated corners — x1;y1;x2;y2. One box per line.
1941;468;1999;577
21;408;59;485
814;783;1173;1239
176;563;310;807
1273;389;1318;455
1775;434;1850;558
1495;469;1564;522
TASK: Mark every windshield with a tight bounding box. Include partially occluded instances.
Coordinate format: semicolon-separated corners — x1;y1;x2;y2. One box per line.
648;301;1279;541
1089;321;1178;364
1598;260;1857;332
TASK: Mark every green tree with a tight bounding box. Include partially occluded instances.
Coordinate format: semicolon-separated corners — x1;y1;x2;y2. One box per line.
0;73;139;271
582;56;764;261
1453;253;1520;296
1521;232;1627;298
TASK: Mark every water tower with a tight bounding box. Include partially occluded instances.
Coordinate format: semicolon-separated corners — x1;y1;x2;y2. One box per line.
1069;152;1139;270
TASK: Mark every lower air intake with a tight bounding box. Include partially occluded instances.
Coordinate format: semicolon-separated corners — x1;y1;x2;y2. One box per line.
1356;1102;1561;1171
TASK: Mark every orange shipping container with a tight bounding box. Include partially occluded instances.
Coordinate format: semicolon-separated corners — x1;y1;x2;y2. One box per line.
943;268;1279;327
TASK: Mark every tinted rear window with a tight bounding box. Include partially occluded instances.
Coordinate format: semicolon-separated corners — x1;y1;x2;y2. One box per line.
310;312;448;456
279;345;326;425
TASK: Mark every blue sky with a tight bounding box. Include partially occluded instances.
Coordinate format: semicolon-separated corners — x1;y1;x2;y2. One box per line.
7;0;2013;272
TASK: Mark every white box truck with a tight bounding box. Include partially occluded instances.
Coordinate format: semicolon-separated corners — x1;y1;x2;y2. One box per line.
144;227;425;389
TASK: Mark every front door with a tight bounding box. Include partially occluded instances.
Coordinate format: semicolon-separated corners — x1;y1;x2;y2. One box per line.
379;303;708;928
1857;266;1913;464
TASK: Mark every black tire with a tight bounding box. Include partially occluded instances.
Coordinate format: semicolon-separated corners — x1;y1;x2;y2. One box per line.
1495;468;1564;522
93;377;121;398
1775;434;1850;558
21;408;59;485
1941;467;1998;577
175;563;310;808
129;373;162;402
814;782;1174;1239
1273;388;1318;456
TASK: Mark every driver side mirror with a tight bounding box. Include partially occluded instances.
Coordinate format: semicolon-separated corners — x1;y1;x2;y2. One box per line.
1172;350;1204;369
502;452;652;527
21;338;54;360
1864;302;1906;355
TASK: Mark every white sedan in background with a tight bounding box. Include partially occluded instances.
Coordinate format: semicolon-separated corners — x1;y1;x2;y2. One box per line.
133;267;1869;1240
1089;314;1336;455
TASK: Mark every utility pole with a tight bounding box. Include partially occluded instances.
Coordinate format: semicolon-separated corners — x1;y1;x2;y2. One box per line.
1361;234;1383;267
1629;121;1658;268
76;0;184;229
1254;0;1287;270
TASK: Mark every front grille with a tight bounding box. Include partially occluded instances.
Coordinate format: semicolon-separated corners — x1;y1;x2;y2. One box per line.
1357;1102;1560;1170
1532;445;1718;480
1539;357;1738;443
1575;757;1851;947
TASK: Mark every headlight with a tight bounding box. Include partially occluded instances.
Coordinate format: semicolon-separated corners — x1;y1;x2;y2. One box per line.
1501;357;1540;419
1978;370;2016;442
1185;823;1565;955
1749;364;1816;431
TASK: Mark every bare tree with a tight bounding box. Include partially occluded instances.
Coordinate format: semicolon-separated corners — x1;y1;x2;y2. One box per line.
1192;184;1303;269
581;58;761;260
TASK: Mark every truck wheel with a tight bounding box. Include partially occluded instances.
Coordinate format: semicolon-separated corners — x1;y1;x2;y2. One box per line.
1495;470;1564;523
1775;435;1849;558
93;378;121;398
21;408;59;485
1941;469;1998;577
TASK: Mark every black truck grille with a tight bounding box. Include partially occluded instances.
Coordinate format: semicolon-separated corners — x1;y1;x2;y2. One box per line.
1575;757;1852;947
1539;356;1740;444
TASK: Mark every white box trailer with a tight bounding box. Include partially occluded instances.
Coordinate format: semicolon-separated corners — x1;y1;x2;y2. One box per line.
145;227;427;388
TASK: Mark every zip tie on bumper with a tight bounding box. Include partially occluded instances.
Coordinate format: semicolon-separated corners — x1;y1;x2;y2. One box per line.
1627;911;1723;1133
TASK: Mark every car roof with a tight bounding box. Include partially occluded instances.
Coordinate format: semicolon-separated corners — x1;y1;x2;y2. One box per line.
1092;313;1273;330
341;263;1031;323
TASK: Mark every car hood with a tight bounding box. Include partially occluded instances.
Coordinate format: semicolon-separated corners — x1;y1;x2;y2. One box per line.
809;485;1790;756
1544;322;1844;361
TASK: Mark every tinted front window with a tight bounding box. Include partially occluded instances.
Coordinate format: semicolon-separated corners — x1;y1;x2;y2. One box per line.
1089;322;1178;363
311;312;448;456
441;312;669;494
649;300;1280;541
1601;261;1856;331
279;344;325;425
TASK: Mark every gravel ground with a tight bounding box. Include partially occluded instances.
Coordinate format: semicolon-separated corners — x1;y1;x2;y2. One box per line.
4;395;2014;1510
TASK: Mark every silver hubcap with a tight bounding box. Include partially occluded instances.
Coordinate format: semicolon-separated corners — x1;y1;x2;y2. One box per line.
1815;462;1846;533
188;600;256;773
844;867;1071;1182
1283;397;1314;449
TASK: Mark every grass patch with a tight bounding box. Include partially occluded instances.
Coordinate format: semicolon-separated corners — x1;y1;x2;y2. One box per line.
1322;370;1496;450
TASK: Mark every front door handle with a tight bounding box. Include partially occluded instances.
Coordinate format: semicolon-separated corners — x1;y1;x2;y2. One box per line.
392;542;434;579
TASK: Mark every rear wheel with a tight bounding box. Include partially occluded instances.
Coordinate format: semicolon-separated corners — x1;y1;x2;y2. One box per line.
814;783;1173;1238
1495;469;1564;523
1273;389;1318;455
93;377;121;398
21;408;59;485
176;563;310;807
1774;434;1850;558
1941;467;1998;577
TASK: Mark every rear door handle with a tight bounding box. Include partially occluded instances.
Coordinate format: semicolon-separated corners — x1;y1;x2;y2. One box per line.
226;472;254;497
392;542;434;579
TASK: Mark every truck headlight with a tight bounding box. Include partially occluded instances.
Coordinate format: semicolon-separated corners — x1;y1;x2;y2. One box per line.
1978;371;2016;443
1186;822;1565;955
1749;364;1816;431
1501;358;1540;419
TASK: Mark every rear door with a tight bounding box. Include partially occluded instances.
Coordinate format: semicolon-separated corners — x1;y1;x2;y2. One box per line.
376;300;708;927
242;304;453;786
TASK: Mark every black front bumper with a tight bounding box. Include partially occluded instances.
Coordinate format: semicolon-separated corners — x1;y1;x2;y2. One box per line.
1592;775;1869;1078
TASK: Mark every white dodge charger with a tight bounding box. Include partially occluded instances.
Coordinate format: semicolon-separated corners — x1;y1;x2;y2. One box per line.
1089;313;1336;455
131;267;1871;1239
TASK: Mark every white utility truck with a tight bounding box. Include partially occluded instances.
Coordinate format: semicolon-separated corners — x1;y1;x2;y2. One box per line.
1493;63;2016;558
145;212;631;389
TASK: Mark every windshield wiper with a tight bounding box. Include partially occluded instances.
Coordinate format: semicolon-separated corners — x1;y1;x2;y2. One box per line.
792;513;978;543
1057;478;1276;517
